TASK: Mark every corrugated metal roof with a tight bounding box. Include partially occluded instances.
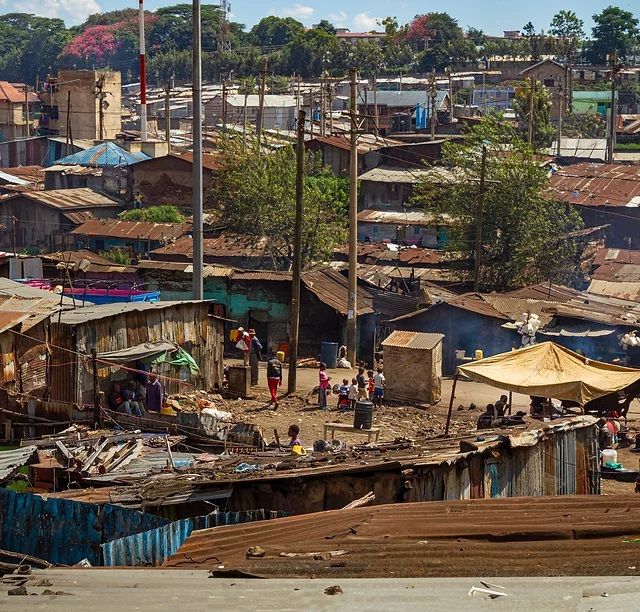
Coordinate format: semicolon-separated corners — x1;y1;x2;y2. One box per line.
224;94;297;108
504;283;582;302
231;270;292;282
549;162;640;207
71;219;190;241
136;260;235;277
593;247;640;266
381;330;443;350
45;164;103;176
151;234;274;260
166;494;639;577
56;300;210;325
20;188;121;210
358;165;455;184
53;142;151;167
302;268;374;316
358;208;452;226
0;277;75;305
307;134;404;154
62;210;98;224
0;80;27;103
0;446;36;482
360;89;448;108
588;279;640;302
592;262;640;282
0;170;30;186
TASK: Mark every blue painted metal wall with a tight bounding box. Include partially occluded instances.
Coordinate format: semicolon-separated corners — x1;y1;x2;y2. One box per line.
103;509;287;566
0;489;168;565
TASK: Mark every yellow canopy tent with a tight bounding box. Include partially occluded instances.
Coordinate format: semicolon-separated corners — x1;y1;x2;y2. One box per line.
445;342;640;435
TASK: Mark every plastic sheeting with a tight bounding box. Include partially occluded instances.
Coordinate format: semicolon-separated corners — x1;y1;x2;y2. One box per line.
458;342;640;404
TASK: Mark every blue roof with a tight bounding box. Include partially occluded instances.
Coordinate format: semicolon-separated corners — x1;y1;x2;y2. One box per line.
53;141;151;167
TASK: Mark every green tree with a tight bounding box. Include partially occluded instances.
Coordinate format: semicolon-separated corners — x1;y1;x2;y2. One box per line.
412;115;583;291
406;12;465;70
562;112;606;138
466;27;485;45
120;205;185;223
214;137;348;269
512;80;555;149
283;28;338;78
549;10;584;62
250;16;305;47
315;19;337;36
588;6;639;63
148;3;223;51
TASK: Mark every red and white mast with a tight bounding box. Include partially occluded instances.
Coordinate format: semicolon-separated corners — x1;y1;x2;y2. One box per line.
139;0;147;140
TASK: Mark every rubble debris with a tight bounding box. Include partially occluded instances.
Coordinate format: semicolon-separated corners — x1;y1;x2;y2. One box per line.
341;491;375;510
246;546;266;558
324;585;343;595
8;586;27;596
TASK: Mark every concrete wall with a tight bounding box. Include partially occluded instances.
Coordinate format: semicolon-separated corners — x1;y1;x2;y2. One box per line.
55;70;122;140
358;221;439;247
0;101;26;142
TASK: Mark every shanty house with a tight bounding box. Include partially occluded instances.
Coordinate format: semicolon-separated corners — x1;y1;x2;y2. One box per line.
0;188;123;252
48;301;225;405
0;81;29;142
44;142;150;200
358;90;451;135
548;163;640;248
206;94;297;131
520;59;570;121
71;219;191;257
130;152;220;211
381;331;443;404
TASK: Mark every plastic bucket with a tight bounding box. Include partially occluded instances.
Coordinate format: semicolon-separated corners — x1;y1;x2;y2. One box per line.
601;448;617;464
320;341;339;368
354;400;374;430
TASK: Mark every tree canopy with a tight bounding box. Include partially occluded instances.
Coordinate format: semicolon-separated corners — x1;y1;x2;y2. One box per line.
213;137;348;269
412;116;584;291
512;80;556;150
588;6;640;63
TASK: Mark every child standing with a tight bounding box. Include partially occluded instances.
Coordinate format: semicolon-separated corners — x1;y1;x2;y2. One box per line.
356;367;368;400
318;362;330;410
367;369;375;400
337;378;350;411
373;366;385;408
348;377;358;410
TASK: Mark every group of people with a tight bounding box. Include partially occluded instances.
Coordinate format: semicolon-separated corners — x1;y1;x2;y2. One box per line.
319;364;386;411
235;327;263;386
107;373;165;417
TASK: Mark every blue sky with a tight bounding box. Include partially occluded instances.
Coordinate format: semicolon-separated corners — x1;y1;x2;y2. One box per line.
6;0;640;32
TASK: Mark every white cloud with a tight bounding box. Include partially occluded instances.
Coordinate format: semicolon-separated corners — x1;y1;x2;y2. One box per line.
17;0;101;25
328;11;348;27
353;12;381;32
281;4;314;20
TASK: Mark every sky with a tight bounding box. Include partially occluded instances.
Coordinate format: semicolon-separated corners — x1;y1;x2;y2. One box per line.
3;0;639;33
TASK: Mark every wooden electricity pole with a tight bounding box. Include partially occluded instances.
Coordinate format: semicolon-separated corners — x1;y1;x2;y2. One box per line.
164;81;171;146
222;80;228;135
288;108;306;394
256;59;268;146
319;73;325;137
346;68;359;365
473;145;488;292
372;74;379;137
528;76;535;146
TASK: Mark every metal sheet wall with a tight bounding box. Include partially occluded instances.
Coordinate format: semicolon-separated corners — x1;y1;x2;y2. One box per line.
0;489;168;565
102;509;287;566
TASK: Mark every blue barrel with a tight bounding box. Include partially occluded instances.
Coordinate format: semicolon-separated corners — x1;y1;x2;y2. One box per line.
320;341;339;368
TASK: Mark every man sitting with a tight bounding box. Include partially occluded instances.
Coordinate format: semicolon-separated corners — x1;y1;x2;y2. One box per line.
108;382;142;417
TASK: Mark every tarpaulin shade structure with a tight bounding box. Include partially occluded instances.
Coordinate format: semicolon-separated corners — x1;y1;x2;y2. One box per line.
97;341;179;364
457;342;640;405
444;342;640;436
97;341;200;375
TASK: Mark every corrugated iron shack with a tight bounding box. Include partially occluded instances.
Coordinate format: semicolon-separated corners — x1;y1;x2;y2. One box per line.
161;416;599;515
381;331;443;404
48;300;225;404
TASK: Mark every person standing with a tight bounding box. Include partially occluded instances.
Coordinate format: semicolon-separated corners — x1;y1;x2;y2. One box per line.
373;366;386;408
235;327;251;366
266;351;283;408
248;329;263;386
356;367;368;400
318;362;330;410
145;373;165;413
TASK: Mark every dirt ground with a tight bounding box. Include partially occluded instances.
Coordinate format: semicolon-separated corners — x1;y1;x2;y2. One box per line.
220;361;640;496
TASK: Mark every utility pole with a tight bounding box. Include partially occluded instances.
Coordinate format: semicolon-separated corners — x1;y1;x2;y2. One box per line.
429;69;437;140
138;0;148;141
192;0;203;300
319;73;325;136
347;68;358;365
327;80;333;134
288;108;306;394
474;145;488;292
607;54;621;165
372;74;379;137
23;86;30;138
66;90;73;147
256;59;268;146
96;75;105;141
222;80;228;135
243;84;249;136
556;83;564;158
528;76;535;146
164;81;171;146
